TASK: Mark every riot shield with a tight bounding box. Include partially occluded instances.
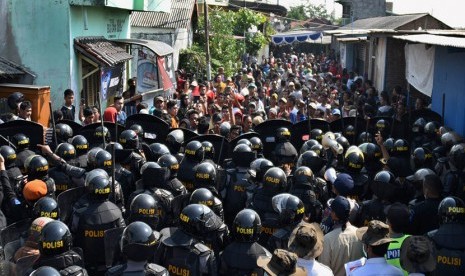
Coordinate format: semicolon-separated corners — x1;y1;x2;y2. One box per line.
291;119;330;151
368;116;393;138
79;122;125;146
56;186;86;224
104;227;125;268
125;114;170;144
56;119;83;137
0;120;45;151
401;109;443;142
253;119;293;160
4;239;21;261
184;134;230;165
0;218;31;247
15;254;38;276
171;193;191;224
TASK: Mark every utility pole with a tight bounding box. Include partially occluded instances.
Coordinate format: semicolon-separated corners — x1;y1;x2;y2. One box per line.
204;0;211;81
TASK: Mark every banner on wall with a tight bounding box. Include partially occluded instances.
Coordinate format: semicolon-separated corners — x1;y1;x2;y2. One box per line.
136;48;160;93
101;64;124;100
157;56;174;91
405;43;435;97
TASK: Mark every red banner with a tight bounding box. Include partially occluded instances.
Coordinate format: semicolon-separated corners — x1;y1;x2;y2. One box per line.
157;57;173;91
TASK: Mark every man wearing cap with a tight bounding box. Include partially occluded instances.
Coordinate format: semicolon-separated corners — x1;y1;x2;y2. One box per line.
150;96;165;118
257;249;307;276
400;236;436;276
349;220;403;276
385;203;411;276
320;196;363;276
288;223;334;275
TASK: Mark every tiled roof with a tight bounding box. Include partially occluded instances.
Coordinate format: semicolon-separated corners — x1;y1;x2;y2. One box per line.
339;13;429;30
0;56;33;78
74;36;133;66
131;0;195;29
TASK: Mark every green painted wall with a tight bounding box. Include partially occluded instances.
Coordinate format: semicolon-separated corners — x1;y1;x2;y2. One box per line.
5;0;71;109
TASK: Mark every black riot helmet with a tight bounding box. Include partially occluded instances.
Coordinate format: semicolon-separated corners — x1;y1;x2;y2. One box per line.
166;129;184;154
441;132;461;151
25;155;49;180
7;92;25;110
148;143;170;162
158;154;179;177
249;158;274;182
85;169;111;200
30;267;61;276
33;196;59;220
358;143;382;171
424;121;440;136
232;209;262;242
12;133;30;151
55;123;73;142
184;140;204;162
272;193;305;225
310;129;323;144
194;162;216;188
140;161;161;175
343;125;356;141
179;204;222;237
310;144;325;159
412;117;427;134
129;194;162;230
201;141;215;160
0;145;16;167
336;136;350;153
94;126;110;143
412;147;433;170
236;138;252;148
276;127;291;142
300;139;320;154
105;142;123;153
95;150;113;173
438;196;465;224
121;221;158;262
232;143;254;167
71;135;89;156
358;132;372;144
344;146;364;174
39;220;72;256
250;137;263;155
383;138;395;153
375;119;389;133
297;150;325;174
449;144;465;171
262;167;287;194
391;139;410;158
119;129;139;150
190;188;216;209
372;171;396;200
54;143;76;161
86;147;103;170
293;166;314;185
408;168;435;189
129;124;144;139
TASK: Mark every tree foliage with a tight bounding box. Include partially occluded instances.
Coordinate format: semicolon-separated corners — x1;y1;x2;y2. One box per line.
287;5;308;21
288;2;336;23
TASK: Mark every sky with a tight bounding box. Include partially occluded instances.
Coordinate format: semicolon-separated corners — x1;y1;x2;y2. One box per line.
275;0;465;28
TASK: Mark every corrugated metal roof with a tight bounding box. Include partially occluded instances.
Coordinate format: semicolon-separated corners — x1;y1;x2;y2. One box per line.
393;34;465;48
0;57;34;78
337;36;367;42
131;0;195;29
339;13;429;30
112;39;174;56
74;36;133;66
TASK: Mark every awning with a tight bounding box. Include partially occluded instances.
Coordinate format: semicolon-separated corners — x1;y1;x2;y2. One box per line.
112;38;174;57
336;36;367;42
74;36;133;67
393;34;465;48
271;31;323;45
0;56;35;78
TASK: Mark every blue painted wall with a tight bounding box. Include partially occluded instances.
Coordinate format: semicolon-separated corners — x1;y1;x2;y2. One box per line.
431;46;465;136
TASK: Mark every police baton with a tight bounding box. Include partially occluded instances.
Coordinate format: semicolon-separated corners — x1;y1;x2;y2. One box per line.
97;93;106;148
49;101;58;147
111;113;117;204
0;135;16;150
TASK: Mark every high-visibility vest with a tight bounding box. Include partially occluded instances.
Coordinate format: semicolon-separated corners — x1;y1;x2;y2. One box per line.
385;234;410;276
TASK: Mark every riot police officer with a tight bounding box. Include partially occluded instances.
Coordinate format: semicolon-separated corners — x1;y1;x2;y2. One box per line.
12;133;35;173
201;141;216;165
272;127;298;172
71;169;125;275
106;221;168;276
49;123;73;151
411;117;428;150
178;141;204;192
249;167;287;246
289;166;323;223
147;143;170;162
412;147;434;171
48;143;79;194
71;135;90;169
443;143;465;199
119;129;146;179
95;149;125;209
190;188;224;221
32;220;86;273
32;196;59;220
24;155;56;197
221;144;256;226
250;137;264;158
158;154;187;196
0;145;23;222
267;193;305;251
428;196;465;275
29;266;62;276
219;209;271;275
165;129;185;163
342;146;368;200
193;162;218;195
154;204;218;276
128;194;163;232
93;126;111;149
296;150;326;178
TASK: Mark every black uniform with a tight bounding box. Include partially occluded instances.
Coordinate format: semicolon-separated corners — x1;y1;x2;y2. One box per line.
33;249;85;272
410;198;442;235
221;167;251;226
248;192;280;246
219;242;270;275
106;262;168;276
177;158;200;192
428;223;465;275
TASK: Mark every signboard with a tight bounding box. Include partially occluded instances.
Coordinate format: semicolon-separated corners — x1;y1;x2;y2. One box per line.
101;64;124;100
136;47;160;93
